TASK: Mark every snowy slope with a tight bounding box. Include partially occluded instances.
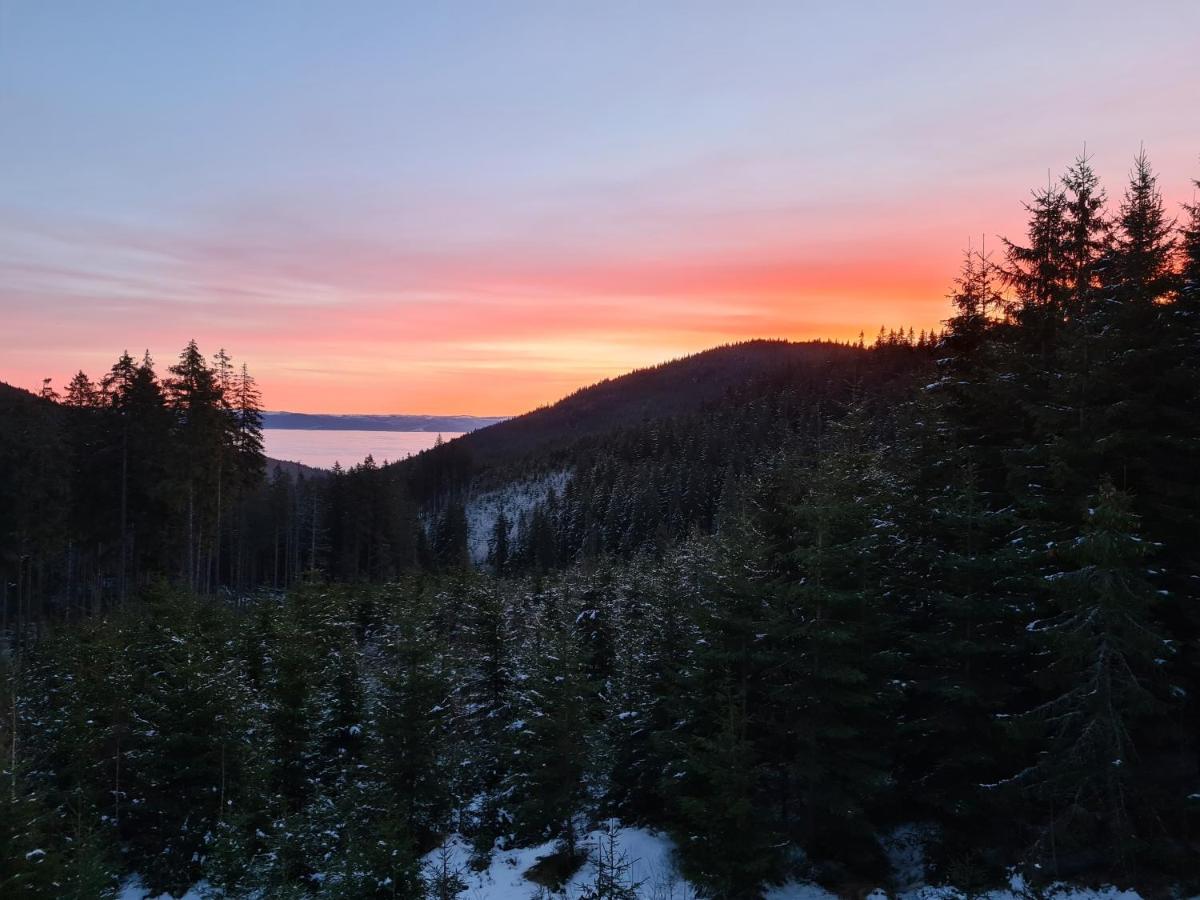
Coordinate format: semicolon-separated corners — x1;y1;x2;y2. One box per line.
421;826;695;900
464;470;571;564
116;823;1156;899
415;825;1151;900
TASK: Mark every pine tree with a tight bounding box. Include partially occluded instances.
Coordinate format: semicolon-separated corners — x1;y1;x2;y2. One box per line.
1105;148;1177;304
111;590;254;894
433;501;470;571
373;595;453;846
1060;153;1111;313
123;353;177;580
889;404;1027;869
1020;484;1171;878
14;621;132;895
1164;175;1200;846
659;532;782;897
1002;178;1070;358
449;578;517;849
505;600;591;863
322;809;425;899
1;655;73;896
234;362;266;486
577;820;643;900
1182;174;1200;304
166;340;227;591
1071;152;1185;544
63;371;100;409
425;844;468;900
758;425;895;879
608;544;703;823
943;242;1004;359
487;509;511;573
666;680;778;900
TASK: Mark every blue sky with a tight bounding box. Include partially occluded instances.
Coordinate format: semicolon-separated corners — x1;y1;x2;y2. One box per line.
2;1;1198;412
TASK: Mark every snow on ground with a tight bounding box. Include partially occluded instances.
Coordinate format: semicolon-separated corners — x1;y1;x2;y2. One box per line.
464;469;571;564
116;824;1156;899
117;876;210;900
418;825;1151;900
422;824;696;900
762;882;838;900
899;873;1146;900
882;823;933;893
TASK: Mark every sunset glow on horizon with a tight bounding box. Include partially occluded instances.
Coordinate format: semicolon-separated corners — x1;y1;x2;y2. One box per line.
3;2;1198;415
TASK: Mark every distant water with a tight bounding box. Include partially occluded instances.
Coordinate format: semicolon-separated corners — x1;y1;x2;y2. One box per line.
263;429;464;470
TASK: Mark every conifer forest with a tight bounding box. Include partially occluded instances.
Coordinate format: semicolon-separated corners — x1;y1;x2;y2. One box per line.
3;152;1200;898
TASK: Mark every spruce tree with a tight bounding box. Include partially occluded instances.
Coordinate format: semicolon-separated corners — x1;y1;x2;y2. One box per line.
1105;149;1177;303
165;340;227;591
487;509;511;573
505;600;591;863
1020;484;1171;877
424;844;469;900
1060;153;1111;312
1002;178;1070;360
758;425;895;879
1074;151;1185;553
451;579;518;850
1;654;74;896
577;819;643;900
373;594;453;847
666;680;777;899
63;371;100;409
1181;174;1200;303
659;533;781;897
609;544;703;823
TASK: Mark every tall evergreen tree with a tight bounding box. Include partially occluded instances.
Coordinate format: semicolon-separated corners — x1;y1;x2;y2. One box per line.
1060;153;1111;312
373;596;453;848
166;341;226;591
505;601;592;863
63;371;100;409
1019;484;1172;878
760;425;895;879
1003;178;1070;359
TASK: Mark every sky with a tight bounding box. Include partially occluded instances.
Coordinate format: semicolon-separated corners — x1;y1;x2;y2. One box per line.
2;1;1198;415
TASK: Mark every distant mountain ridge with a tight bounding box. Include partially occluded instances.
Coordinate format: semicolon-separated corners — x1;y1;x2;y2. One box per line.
263;412;507;432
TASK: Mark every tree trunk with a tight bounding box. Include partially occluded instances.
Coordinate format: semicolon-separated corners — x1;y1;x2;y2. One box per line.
120;423;129;606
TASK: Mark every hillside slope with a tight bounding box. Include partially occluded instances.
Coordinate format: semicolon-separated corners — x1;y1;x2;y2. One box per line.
399;338;927;567
446;339;862;465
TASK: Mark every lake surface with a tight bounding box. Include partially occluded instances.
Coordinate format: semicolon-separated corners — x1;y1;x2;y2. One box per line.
263;430;465;469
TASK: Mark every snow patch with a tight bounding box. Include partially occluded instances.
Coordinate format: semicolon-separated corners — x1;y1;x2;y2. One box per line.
423;824;693;899
465;470;571;564
898;870;1145;900
117;876;211;900
882;823;934;892
763;882;838;900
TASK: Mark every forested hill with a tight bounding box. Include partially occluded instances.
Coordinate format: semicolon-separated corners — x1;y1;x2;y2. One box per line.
394;335;929;569
0;381;41;403
0;335;923;606
439;339;865;465
0;380;59;413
